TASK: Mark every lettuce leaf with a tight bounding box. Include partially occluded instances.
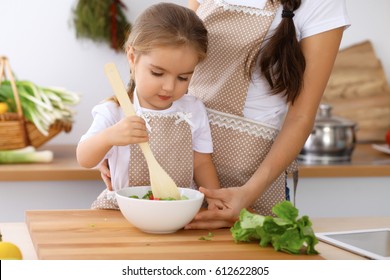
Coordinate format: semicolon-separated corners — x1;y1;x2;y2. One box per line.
230;201;319;255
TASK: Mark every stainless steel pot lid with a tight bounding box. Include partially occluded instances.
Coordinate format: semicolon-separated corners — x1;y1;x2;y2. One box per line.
315;104;356;127
298;153;352;164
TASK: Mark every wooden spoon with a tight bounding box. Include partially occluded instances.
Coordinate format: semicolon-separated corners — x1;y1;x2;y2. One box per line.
104;63;180;199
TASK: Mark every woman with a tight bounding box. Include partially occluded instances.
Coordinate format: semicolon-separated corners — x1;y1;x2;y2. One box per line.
185;0;350;229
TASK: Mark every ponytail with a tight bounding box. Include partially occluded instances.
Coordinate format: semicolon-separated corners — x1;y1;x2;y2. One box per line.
255;0;305;105
107;71;135;104
127;75;136;101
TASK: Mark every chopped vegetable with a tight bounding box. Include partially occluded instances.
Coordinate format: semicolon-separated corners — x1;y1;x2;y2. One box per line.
0;80;80;136
0;146;53;164
142;191;154;200
199;232;214;241
231;201;319;255
129;190;188;200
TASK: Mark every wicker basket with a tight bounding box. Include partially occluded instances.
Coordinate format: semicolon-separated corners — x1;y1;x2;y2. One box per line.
0;56;72;150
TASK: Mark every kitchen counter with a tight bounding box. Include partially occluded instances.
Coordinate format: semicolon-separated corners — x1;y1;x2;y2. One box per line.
0;144;389;181
0;222;37;260
0;145;99;181
2;210;389;260
299;143;390;178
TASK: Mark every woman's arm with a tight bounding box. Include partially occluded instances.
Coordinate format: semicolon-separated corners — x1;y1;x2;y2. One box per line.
98;159;113;191
243;27;345;204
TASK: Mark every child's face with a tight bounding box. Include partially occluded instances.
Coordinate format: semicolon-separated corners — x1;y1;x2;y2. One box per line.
128;45;199;110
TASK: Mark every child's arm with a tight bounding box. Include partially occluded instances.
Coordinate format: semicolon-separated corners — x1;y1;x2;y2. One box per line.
76;115;148;168
193;152;224;209
193;152;219;189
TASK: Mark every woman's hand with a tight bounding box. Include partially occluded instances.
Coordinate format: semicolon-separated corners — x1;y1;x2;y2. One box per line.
98;159;112;191
185;186;248;229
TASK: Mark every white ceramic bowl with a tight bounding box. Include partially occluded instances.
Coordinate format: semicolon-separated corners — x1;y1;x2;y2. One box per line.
116;186;204;234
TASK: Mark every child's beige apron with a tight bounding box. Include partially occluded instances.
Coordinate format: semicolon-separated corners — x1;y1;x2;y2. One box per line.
91;113;194;209
189;0;298;215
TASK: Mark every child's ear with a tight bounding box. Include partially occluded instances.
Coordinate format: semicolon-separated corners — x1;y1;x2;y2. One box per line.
127;47;135;67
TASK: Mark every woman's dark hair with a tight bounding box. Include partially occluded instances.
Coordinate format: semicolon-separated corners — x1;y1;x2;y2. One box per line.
250;0;304;104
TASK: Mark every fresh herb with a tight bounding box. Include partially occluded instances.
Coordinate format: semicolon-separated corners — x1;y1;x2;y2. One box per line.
72;0;131;51
0;146;53;164
230;201;319;255
199;232;214;241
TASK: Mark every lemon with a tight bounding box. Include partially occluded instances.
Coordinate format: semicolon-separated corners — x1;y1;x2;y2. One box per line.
0;232;23;260
0;102;8;114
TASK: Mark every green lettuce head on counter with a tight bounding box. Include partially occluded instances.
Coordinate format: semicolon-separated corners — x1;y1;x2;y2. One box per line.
230;201;319;255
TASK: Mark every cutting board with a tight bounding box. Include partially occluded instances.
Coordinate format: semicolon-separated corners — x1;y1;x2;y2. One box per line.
26;209;323;260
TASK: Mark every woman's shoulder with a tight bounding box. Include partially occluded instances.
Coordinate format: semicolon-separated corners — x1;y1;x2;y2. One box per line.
294;0;350;39
299;0;347;15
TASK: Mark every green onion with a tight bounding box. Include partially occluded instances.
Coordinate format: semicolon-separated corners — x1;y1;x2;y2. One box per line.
0;80;80;136
0;146;53;164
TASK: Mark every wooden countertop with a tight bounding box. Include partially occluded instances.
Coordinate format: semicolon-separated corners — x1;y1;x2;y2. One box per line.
24;209;390;260
0;144;389;181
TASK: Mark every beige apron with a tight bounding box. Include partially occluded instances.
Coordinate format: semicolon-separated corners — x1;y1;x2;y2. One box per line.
189;0;298;215
91;112;194;209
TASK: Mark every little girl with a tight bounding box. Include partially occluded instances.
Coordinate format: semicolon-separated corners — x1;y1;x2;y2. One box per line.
77;3;220;209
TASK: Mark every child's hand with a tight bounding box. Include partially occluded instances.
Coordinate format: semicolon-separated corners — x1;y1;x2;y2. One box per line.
107;116;149;145
206;197;226;210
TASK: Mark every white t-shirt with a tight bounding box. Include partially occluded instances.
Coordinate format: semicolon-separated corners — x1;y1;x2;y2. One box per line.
79;91;213;190
197;0;351;128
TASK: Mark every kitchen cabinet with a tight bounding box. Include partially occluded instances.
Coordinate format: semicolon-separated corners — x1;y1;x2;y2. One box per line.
290;144;390;218
290;176;390;218
1;144;389;222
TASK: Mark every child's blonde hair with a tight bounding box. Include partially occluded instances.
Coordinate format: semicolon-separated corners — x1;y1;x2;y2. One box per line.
124;2;208;99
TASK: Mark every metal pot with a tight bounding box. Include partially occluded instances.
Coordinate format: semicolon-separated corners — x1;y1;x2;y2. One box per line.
299;104;357;164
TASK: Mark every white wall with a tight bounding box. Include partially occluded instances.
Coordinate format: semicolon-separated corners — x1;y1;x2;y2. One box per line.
1;0;389;146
